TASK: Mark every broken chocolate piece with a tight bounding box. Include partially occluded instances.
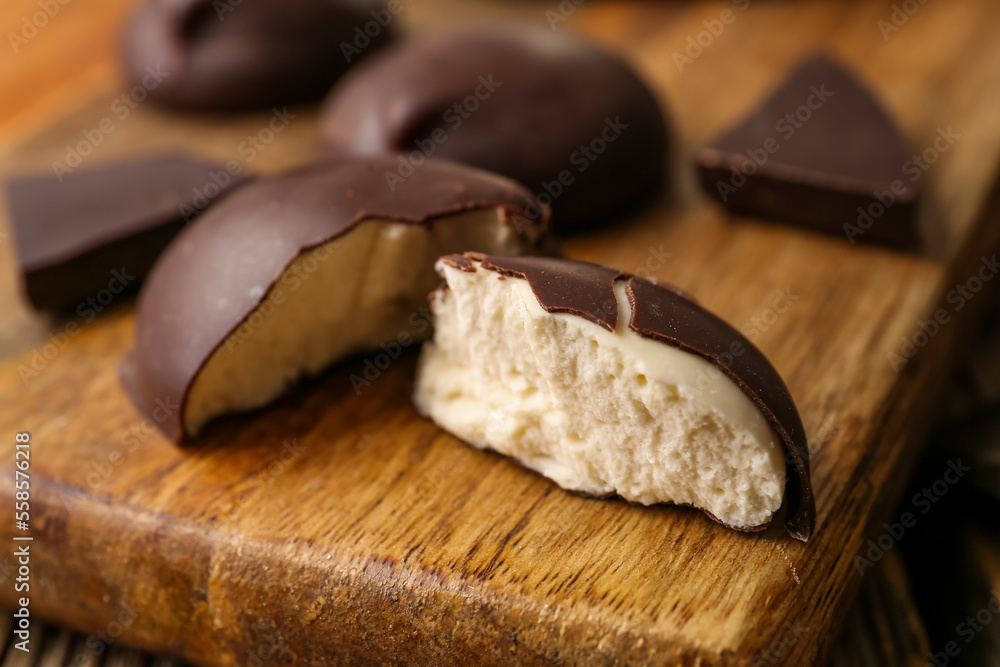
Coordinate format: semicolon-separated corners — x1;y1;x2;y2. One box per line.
319;25;669;233
695;55;918;249
415;253;814;540
5;154;247;311
121;157;547;442
121;0;394;112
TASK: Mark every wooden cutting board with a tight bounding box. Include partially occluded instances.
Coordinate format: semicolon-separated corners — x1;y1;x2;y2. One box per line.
0;544;933;667
2;0;1000;664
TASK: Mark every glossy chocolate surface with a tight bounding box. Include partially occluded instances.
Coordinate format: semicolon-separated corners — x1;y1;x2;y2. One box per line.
320;25;669;233
6;154;246;311
122;157;546;441
696;55;918;249
121;0;393;111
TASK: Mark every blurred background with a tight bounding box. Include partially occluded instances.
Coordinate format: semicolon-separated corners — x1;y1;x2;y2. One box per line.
1;0;999;665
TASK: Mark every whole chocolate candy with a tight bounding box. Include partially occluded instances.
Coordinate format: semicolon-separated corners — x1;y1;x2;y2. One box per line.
121;156;547;441
319;25;670;233
121;0;394;112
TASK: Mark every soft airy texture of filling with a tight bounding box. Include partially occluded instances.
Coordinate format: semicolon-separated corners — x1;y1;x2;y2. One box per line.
185;211;532;435
414;261;786;529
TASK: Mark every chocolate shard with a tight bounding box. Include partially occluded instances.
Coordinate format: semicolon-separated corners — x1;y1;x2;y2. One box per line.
320;25;670;234
422;253;815;541
122;157;548;442
695;54;918;249
120;0;394;112
5;154;248;312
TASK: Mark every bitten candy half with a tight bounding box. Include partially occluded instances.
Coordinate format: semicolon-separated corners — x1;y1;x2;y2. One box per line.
122;158;547;442
414;253;815;540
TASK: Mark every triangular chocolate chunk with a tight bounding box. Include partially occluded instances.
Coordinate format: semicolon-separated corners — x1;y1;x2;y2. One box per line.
695;55;918;248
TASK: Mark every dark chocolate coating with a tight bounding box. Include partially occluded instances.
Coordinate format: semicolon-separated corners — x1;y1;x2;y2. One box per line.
121;157;547;442
319;25;669;233
441;252;815;541
6;154;247;311
695;55;918;249
121;0;393;112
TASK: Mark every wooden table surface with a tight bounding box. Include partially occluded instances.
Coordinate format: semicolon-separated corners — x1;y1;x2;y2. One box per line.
2;1;1000;665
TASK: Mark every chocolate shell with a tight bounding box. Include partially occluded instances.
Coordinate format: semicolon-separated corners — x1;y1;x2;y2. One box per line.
438;252;815;541
695;55;918;249
121;0;394;112
319;25;669;233
121;157;547;441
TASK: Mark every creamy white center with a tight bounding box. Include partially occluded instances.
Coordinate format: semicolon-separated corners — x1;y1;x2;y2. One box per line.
414;261;786;529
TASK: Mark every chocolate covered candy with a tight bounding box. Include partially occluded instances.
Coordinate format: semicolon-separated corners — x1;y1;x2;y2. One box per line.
319;25;669;233
122;157;547;441
414;253;814;540
6;154;246;311
121;0;393;112
695;55;918;248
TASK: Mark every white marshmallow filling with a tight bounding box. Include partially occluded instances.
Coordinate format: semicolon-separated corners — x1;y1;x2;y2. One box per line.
414;260;787;529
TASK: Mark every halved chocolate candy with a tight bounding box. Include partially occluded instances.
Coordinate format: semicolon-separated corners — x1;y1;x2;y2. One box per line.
122;157;547;441
415;253;815;540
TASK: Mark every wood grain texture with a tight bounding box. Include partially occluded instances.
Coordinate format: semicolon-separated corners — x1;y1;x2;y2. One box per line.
0;555;925;667
2;0;1000;664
